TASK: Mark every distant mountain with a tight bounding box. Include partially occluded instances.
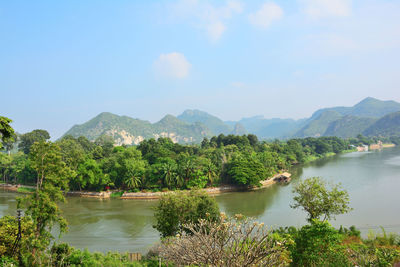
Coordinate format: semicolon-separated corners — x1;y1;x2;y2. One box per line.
295;110;342;137
64;112;211;145
363;111;400;137
310;97;400;120
295;97;400;138
324;116;377;138
229;116;305;139
63;97;400;145
177;109;232;135
232;123;247;135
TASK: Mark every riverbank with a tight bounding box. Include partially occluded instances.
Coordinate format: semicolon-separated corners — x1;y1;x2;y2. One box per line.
0;172;291;200
120;172;291;199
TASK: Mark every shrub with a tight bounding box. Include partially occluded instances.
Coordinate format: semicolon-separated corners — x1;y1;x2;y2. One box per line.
158;215;290;266
153;190;220;237
290;220;350;267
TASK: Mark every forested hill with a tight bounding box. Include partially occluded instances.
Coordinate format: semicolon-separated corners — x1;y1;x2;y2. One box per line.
63;112;212;145
363;111;400;137
294;97;400;138
62;98;400;144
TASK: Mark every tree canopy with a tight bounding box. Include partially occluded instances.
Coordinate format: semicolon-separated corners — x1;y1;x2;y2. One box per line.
291;177;352;222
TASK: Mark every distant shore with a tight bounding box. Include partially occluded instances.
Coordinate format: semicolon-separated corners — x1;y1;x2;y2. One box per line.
0;172;291;200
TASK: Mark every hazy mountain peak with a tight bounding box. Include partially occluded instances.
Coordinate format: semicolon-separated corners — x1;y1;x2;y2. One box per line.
178;109;232;135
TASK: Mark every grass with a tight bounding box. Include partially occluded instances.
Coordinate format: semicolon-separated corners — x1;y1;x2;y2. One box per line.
110;191;124;198
304;155;319;163
17;186;36;193
341;149;357;153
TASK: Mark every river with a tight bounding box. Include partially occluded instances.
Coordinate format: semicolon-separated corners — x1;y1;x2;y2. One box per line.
1;147;400;253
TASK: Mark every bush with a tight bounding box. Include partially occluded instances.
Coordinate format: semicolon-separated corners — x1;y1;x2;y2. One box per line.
290;220;350;267
153;190;220;237
158;215;290;266
110;191;124;198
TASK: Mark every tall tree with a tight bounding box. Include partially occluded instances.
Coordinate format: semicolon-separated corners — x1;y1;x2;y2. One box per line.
18;141;72;265
18;129;50;154
0;116;15;150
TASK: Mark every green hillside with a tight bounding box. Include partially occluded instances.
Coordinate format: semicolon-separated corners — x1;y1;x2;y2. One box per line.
64;112;211;145
324;116;377;138
177;109;232;135
310;97;400;120
295;110;342;137
363;111;400;136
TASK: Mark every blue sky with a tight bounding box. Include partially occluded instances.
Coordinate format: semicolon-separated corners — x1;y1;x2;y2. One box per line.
1;0;400;138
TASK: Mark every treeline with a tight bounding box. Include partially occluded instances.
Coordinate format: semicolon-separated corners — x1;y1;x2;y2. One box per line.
0;130;393;192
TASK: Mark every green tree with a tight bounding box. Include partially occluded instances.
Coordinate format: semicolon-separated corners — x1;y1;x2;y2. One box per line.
153;190;220;237
290;220;350;267
227;152;266;186
161;161;178;189
57;138;85;171
291;177;352;222
18;141;72;265
75;158;108;191
0;215;33;261
203;159;218;186
18;129;50;154
94;135;114;157
0;116;15;151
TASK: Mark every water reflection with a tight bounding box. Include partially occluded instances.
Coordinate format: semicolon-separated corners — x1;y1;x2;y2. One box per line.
216;184;282;218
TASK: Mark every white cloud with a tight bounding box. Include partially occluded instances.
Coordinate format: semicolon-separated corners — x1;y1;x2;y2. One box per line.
248;2;283;29
154;52;191;79
300;0;351;19
207;22;226;42
169;0;243;42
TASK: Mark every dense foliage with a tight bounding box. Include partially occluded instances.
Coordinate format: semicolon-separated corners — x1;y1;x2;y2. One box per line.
291;177;352;222
153;190;220;237
1;129;370;192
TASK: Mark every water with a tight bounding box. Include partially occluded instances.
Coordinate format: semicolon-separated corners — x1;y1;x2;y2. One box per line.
1;147;400;253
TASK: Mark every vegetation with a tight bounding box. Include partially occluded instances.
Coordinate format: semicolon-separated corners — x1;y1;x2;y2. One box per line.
157;214;290;266
364;111;400;137
1;120;399;266
153;190;220;237
0;116;15;151
17;141;72;265
2;127;364;192
64;112;212;144
291;177;352;222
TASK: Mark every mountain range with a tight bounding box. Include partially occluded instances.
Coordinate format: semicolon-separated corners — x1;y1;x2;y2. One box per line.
63;97;400;145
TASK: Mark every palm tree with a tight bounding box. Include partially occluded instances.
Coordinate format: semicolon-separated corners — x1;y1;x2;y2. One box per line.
204;161;217;186
161;162;177;189
180;158;195;184
124;175;141;190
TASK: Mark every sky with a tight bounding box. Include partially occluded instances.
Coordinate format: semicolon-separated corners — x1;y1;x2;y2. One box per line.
1;0;400;139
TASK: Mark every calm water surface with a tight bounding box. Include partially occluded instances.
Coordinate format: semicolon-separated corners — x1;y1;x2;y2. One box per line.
1;147;400;253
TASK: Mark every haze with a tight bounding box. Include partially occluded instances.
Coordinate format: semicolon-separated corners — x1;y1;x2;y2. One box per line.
1;0;400;138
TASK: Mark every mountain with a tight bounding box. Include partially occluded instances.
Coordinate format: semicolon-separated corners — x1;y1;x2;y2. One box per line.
363;111;400;137
64;112;211;145
177;109;232;135
232;123;247;135
295;97;400;138
63;97;400;145
324;116;377;138
228;116;306;139
295;110;342;137
309;97;400;120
